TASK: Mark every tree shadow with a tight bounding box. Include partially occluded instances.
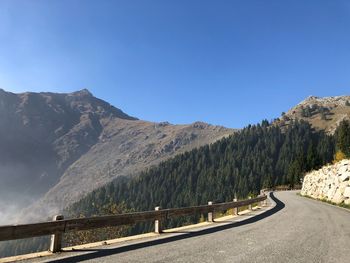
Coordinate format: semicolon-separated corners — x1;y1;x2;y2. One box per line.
48;192;285;263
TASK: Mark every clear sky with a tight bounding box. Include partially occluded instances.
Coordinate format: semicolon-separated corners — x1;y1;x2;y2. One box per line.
0;0;350;128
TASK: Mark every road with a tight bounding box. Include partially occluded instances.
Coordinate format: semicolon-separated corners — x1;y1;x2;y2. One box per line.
28;191;350;263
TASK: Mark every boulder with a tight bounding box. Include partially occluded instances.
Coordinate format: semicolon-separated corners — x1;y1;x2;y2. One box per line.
338;165;348;175
339;181;349;193
344;187;350;198
339;171;350;182
339;159;350;166
331;191;344;204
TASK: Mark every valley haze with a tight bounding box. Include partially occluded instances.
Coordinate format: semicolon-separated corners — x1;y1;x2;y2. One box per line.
1;88;350;225
0;88;234;224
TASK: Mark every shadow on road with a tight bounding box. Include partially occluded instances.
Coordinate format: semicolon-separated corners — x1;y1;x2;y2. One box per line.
49;192;285;263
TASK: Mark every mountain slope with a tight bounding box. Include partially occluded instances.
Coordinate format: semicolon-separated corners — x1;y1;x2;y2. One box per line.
276;95;350;133
29;119;232;219
0;88;136;223
0;89;234;224
66;120;334;240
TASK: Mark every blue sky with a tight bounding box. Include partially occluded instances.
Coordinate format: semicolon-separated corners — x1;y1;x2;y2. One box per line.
0;0;350;128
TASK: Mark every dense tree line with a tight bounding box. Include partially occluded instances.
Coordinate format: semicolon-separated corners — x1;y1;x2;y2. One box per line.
2;120;345;256
65;120;334;241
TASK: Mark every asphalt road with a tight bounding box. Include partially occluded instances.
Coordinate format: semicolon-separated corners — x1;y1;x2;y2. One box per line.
30;191;350;263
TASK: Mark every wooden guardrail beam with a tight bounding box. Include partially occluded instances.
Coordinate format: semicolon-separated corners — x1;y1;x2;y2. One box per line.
0;196;266;245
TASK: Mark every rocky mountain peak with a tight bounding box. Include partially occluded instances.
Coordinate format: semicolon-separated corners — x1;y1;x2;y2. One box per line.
0;88;234;224
277;94;350;133
305;95;319;101
72;88;93;97
299;95;350;107
0;88;136;211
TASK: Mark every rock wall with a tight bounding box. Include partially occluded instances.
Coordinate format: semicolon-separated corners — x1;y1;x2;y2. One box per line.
301;159;350;205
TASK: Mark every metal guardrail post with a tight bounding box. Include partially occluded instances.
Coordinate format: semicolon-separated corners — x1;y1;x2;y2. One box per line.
154;206;162;234
259;195;264;207
49;215;64;253
233;198;238;215
248;196;252;210
207;201;213;222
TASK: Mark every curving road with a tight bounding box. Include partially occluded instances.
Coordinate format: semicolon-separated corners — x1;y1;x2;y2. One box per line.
29;191;350;263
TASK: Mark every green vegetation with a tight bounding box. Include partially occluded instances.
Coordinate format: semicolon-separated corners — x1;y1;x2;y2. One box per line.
4;119;350;256
300;105;331;120
333;150;347;163
334;120;350;158
64;203;133;246
0;237;49;258
301;106;311;117
64;120;334;245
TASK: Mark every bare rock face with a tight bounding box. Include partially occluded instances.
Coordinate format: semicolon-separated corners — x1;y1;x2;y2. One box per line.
301;159;350;204
28;119;233;219
276;95;350;133
0;89;235;224
0;89;136;223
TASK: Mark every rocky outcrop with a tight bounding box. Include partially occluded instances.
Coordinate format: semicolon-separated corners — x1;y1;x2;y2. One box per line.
275;95;350;134
301;159;350;205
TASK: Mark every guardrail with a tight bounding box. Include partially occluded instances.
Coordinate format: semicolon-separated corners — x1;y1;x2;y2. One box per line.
261;185;302;192
0;195;267;253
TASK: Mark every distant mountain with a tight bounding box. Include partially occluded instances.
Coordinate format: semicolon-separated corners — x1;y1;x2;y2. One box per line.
0;89;234;224
65;119;334;246
276;95;350;133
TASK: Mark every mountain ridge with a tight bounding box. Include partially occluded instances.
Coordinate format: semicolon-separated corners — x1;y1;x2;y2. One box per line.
0;88;234;224
2;90;350;224
276;94;350;133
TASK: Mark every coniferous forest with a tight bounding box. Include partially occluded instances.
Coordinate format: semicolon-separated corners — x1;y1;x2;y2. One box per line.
64;120;336;244
2;119;349;256
70;120;334;215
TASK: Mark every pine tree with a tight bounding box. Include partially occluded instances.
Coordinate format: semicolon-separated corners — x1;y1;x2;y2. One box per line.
334;120;350;158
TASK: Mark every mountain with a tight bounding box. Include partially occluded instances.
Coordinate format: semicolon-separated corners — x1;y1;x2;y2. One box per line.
276;95;350;133
64;119;334;247
0;89;234;224
1;93;346;257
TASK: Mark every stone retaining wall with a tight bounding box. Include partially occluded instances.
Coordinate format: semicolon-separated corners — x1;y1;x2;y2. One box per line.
301;159;350;205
